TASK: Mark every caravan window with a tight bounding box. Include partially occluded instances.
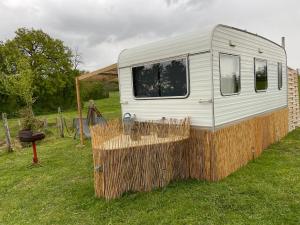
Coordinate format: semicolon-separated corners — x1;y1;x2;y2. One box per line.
132;58;188;98
219;53;241;95
254;58;268;91
278;62;283;90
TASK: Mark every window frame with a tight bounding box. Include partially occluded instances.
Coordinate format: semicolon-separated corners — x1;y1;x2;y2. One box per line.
131;56;190;100
278;62;283;90
219;53;241;96
254;58;268;92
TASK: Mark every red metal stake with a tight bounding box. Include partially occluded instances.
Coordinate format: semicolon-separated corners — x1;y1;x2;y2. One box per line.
32;142;38;164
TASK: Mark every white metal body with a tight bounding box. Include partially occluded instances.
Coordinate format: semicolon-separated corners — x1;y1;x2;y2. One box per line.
118;24;287;129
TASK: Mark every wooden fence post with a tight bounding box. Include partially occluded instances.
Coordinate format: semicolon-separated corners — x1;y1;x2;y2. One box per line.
57;107;64;138
2;113;13;152
18;120;22;130
43;118;48;130
75;77;84;146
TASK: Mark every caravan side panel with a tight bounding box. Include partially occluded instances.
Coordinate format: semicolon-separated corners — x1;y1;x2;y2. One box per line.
118;53;213;127
118;27;212;68
212;25;287;126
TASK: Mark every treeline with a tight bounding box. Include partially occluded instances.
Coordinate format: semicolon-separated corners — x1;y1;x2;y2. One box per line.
0;28;116;116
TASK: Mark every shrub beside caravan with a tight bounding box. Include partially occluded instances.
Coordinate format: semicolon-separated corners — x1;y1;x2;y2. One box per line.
117;24;288;180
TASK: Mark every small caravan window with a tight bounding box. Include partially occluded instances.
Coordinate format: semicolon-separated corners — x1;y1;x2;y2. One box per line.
219;53;241;95
132;58;188;98
278;62;283;90
254;58;268;91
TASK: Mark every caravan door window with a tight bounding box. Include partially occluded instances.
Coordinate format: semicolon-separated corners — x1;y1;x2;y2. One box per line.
219;53;241;95
132;58;188;98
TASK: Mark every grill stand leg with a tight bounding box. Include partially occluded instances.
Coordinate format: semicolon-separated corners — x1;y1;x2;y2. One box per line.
32;142;38;164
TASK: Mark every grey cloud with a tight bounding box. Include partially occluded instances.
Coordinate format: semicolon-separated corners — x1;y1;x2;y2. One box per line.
39;1;200;45
165;0;179;6
165;0;214;9
0;0;299;71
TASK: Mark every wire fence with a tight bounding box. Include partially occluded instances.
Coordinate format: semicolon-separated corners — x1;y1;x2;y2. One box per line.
0;112;78;151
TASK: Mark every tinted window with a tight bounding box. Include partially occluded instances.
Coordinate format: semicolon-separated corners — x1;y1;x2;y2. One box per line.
255;59;267;91
132;64;160;97
278;62;283;90
220;54;240;95
132;58;187;98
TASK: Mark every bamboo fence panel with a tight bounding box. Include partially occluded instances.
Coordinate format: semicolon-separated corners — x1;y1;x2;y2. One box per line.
91;118;190;199
90;108;288;199
288;68;300;131
188;129;212;180
213;108;288;180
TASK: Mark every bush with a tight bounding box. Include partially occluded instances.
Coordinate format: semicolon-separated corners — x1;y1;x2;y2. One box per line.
19;107;43;131
103;80;119;92
80;81;109;102
0;94;23;117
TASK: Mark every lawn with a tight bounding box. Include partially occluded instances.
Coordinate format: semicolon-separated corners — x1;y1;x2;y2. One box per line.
0;92;300;225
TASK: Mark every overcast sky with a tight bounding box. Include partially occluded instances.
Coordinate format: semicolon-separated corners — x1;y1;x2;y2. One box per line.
0;0;299;71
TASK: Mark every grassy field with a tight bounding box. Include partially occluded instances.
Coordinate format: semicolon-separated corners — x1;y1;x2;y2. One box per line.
0;92;300;225
0;92;121;141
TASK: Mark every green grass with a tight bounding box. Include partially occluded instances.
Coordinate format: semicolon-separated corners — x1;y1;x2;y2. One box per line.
0;92;300;224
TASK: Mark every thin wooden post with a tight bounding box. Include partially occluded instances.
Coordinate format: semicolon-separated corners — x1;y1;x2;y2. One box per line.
87;100;96;125
58;107;64;138
76;77;84;145
18;120;22;130
2;113;13;152
43;118;48;130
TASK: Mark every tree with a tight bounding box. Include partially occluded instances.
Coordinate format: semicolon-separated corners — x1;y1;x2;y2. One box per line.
0;54;37;130
0;58;35;107
0;28;79;114
73;47;83;70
